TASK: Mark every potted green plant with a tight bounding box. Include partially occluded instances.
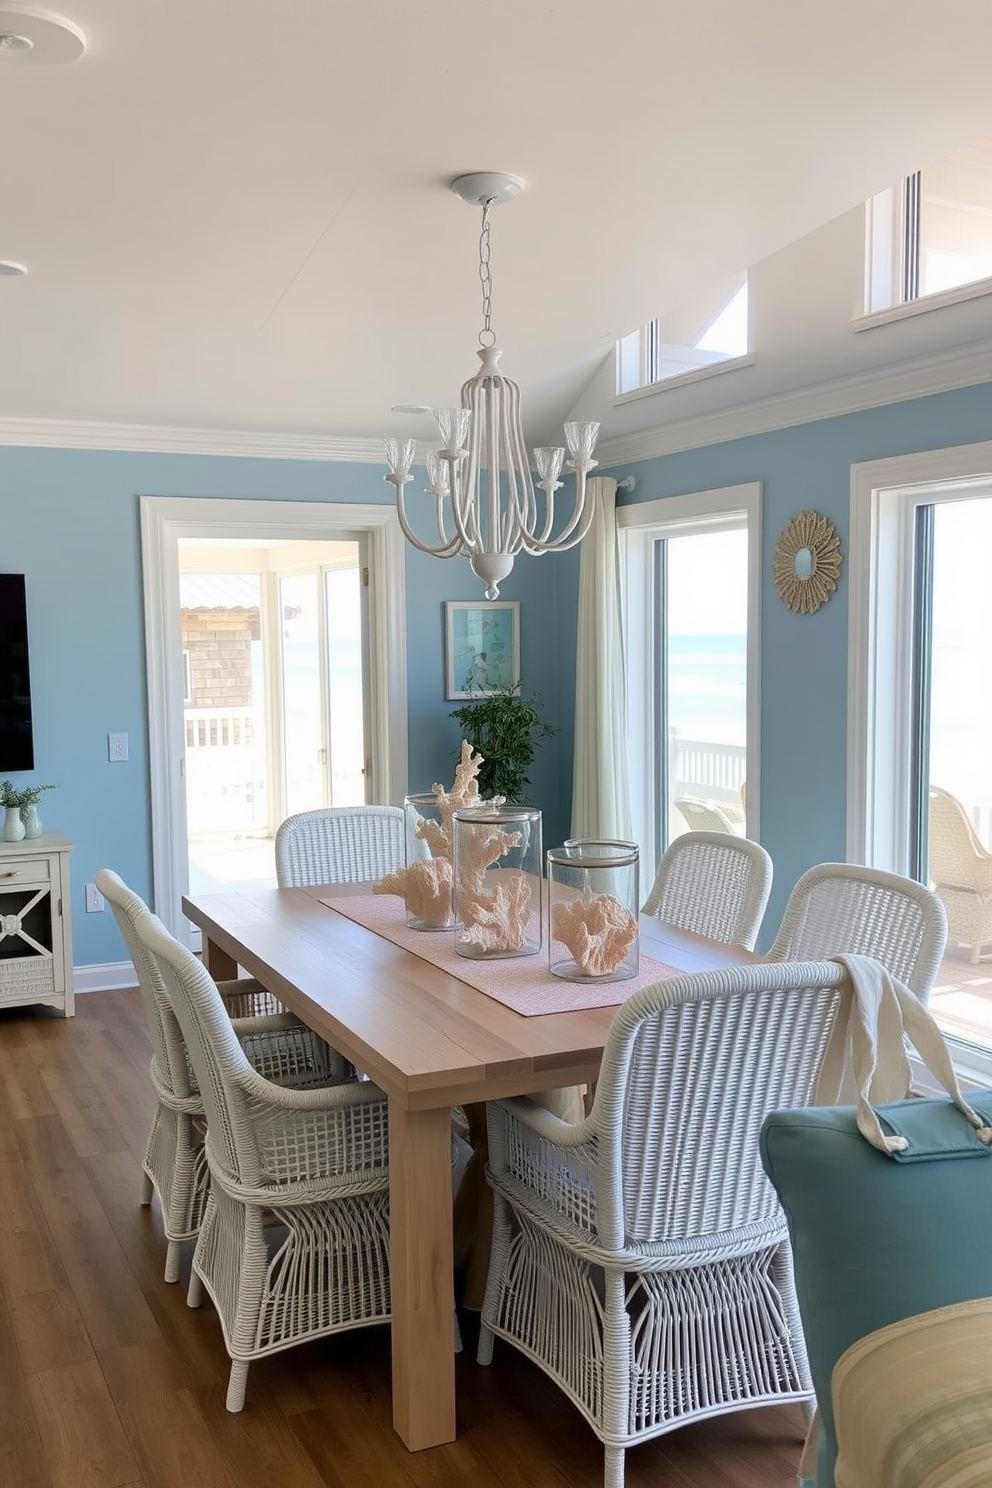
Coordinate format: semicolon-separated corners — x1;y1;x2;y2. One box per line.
449;686;558;801
0;780;57;841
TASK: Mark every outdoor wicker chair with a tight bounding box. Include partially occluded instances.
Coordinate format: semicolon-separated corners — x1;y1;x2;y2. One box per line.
766;862;947;1003
928;784;992;964
134;909;392;1411
641;828;773;948
274;804;405;888
478;958;852;1488
672;795;738;834
98;868;348;1283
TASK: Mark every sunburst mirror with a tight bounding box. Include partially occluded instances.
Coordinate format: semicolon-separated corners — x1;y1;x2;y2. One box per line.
772;510;843;614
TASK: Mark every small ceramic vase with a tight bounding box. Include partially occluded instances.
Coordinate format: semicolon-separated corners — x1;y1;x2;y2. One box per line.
21;803;42;839
2;806;25;843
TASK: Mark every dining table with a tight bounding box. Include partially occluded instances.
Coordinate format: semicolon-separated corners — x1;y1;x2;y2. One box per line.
181;881;759;1453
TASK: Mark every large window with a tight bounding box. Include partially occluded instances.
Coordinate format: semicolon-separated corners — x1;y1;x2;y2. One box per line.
865;135;992;315
619;484;761;890
849;444;992;1080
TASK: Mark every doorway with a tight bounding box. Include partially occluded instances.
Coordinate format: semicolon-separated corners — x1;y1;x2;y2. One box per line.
141;497;408;943
179;538;368;895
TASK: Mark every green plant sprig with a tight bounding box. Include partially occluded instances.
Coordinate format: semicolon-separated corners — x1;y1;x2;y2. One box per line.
449;685;558;801
0;780;57;809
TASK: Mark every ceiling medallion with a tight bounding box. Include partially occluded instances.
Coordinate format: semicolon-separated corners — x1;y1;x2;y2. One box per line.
772;510;843;614
0;8;85;64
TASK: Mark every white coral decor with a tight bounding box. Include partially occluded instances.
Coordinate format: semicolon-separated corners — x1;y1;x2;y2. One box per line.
551;892;638;978
373;740;504;926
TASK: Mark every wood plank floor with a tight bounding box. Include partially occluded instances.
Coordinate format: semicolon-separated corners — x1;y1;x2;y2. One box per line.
0;990;807;1488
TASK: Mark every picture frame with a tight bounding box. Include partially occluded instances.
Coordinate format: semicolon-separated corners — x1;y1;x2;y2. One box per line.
445;600;520;699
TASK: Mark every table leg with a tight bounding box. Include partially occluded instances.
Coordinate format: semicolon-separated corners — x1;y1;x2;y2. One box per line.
201;932;237;982
388;1101;456;1450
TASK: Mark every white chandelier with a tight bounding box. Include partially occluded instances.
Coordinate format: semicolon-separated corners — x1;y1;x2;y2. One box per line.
384;171;601;599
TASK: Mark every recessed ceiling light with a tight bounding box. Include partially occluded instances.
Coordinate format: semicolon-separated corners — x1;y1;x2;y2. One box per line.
0;261;26;276
391;404;433;415
0;9;84;64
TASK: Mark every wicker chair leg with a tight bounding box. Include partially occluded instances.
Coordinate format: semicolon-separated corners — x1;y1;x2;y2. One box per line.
604;1445;625;1488
164;1240;182;1284
187;1269;204;1308
477;1189;512;1366
225;1359;249;1413
140;1170;154;1205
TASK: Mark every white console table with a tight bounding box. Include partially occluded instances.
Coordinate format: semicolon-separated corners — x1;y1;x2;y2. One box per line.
0;831;74;1016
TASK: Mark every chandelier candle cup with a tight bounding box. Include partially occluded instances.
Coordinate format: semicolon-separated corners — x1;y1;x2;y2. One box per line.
401;791;454;930
547;839;640;982
452;805;542;959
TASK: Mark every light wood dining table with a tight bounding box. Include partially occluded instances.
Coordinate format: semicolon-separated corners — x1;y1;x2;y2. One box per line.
182;882;758;1453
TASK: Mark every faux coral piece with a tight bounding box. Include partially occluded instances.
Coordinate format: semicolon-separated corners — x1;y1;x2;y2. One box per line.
373;859;453;929
552;892;638;977
458;870;532;955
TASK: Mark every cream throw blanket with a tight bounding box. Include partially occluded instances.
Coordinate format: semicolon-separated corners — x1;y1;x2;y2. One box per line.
798;954;992;1482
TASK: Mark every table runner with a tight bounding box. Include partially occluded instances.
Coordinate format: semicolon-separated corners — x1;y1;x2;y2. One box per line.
319;892;682;1015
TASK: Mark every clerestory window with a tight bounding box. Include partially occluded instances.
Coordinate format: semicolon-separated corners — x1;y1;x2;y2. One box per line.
865;135;992;316
616;276;749;396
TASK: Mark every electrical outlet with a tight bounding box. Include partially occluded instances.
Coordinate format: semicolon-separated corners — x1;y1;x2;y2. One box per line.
108;732;129;762
85;882;105;913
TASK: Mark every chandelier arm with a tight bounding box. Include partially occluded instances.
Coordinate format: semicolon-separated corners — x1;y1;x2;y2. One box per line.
531;459;599;550
493;377;533;555
395;481;465;558
519;468;600;554
494;383;522;555
447;449;481;554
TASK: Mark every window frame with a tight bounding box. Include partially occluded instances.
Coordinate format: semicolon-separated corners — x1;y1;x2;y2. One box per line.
848;441;992;1089
618;483;762;889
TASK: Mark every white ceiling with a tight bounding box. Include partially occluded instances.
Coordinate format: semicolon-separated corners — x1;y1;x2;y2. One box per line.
5;0;992;447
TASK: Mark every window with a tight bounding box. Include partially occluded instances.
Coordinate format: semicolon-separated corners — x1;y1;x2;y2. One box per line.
849;443;992;1083
865;135;992;315
617;277;749;395
619;484;761;891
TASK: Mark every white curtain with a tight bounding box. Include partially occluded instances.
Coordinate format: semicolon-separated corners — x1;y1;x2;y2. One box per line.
570;476;633;840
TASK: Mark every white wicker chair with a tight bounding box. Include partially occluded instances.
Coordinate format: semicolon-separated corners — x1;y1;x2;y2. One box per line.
641;829;773;949
274;805;405;887
477;959;851;1488
766;862;947;1004
98;868;348;1283
928;785;992;965
134;909;392;1411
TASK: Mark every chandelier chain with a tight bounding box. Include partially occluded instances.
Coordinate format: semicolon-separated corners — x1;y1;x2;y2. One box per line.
478;200;496;348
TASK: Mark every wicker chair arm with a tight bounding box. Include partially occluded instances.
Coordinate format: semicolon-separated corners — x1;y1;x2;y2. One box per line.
488;1098;601;1240
490;1094;596;1150
217;977;286;1019
245;1080;390;1190
236;1017;351;1087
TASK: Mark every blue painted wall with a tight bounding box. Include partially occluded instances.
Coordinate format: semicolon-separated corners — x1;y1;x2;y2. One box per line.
605;377;992;946
7;374;991;971
0;446;576;969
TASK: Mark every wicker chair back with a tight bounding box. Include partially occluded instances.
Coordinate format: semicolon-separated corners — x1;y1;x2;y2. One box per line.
274;804;405;887
767;862;946;1004
641;829;773;948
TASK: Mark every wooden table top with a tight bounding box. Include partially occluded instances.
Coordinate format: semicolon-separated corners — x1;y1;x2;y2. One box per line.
183;883;759;1113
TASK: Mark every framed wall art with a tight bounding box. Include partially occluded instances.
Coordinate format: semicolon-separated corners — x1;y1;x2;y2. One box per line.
445;600;520;699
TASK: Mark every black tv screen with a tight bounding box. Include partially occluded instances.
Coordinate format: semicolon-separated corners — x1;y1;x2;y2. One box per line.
0;575;34;772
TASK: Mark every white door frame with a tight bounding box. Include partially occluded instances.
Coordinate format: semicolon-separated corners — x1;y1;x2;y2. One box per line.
140;496;408;941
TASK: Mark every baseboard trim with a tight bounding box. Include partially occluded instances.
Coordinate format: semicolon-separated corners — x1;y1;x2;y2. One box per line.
73;960;138;994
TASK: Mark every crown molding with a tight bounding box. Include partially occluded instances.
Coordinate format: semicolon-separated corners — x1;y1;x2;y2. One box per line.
599;337;992;467
0;417;386;462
